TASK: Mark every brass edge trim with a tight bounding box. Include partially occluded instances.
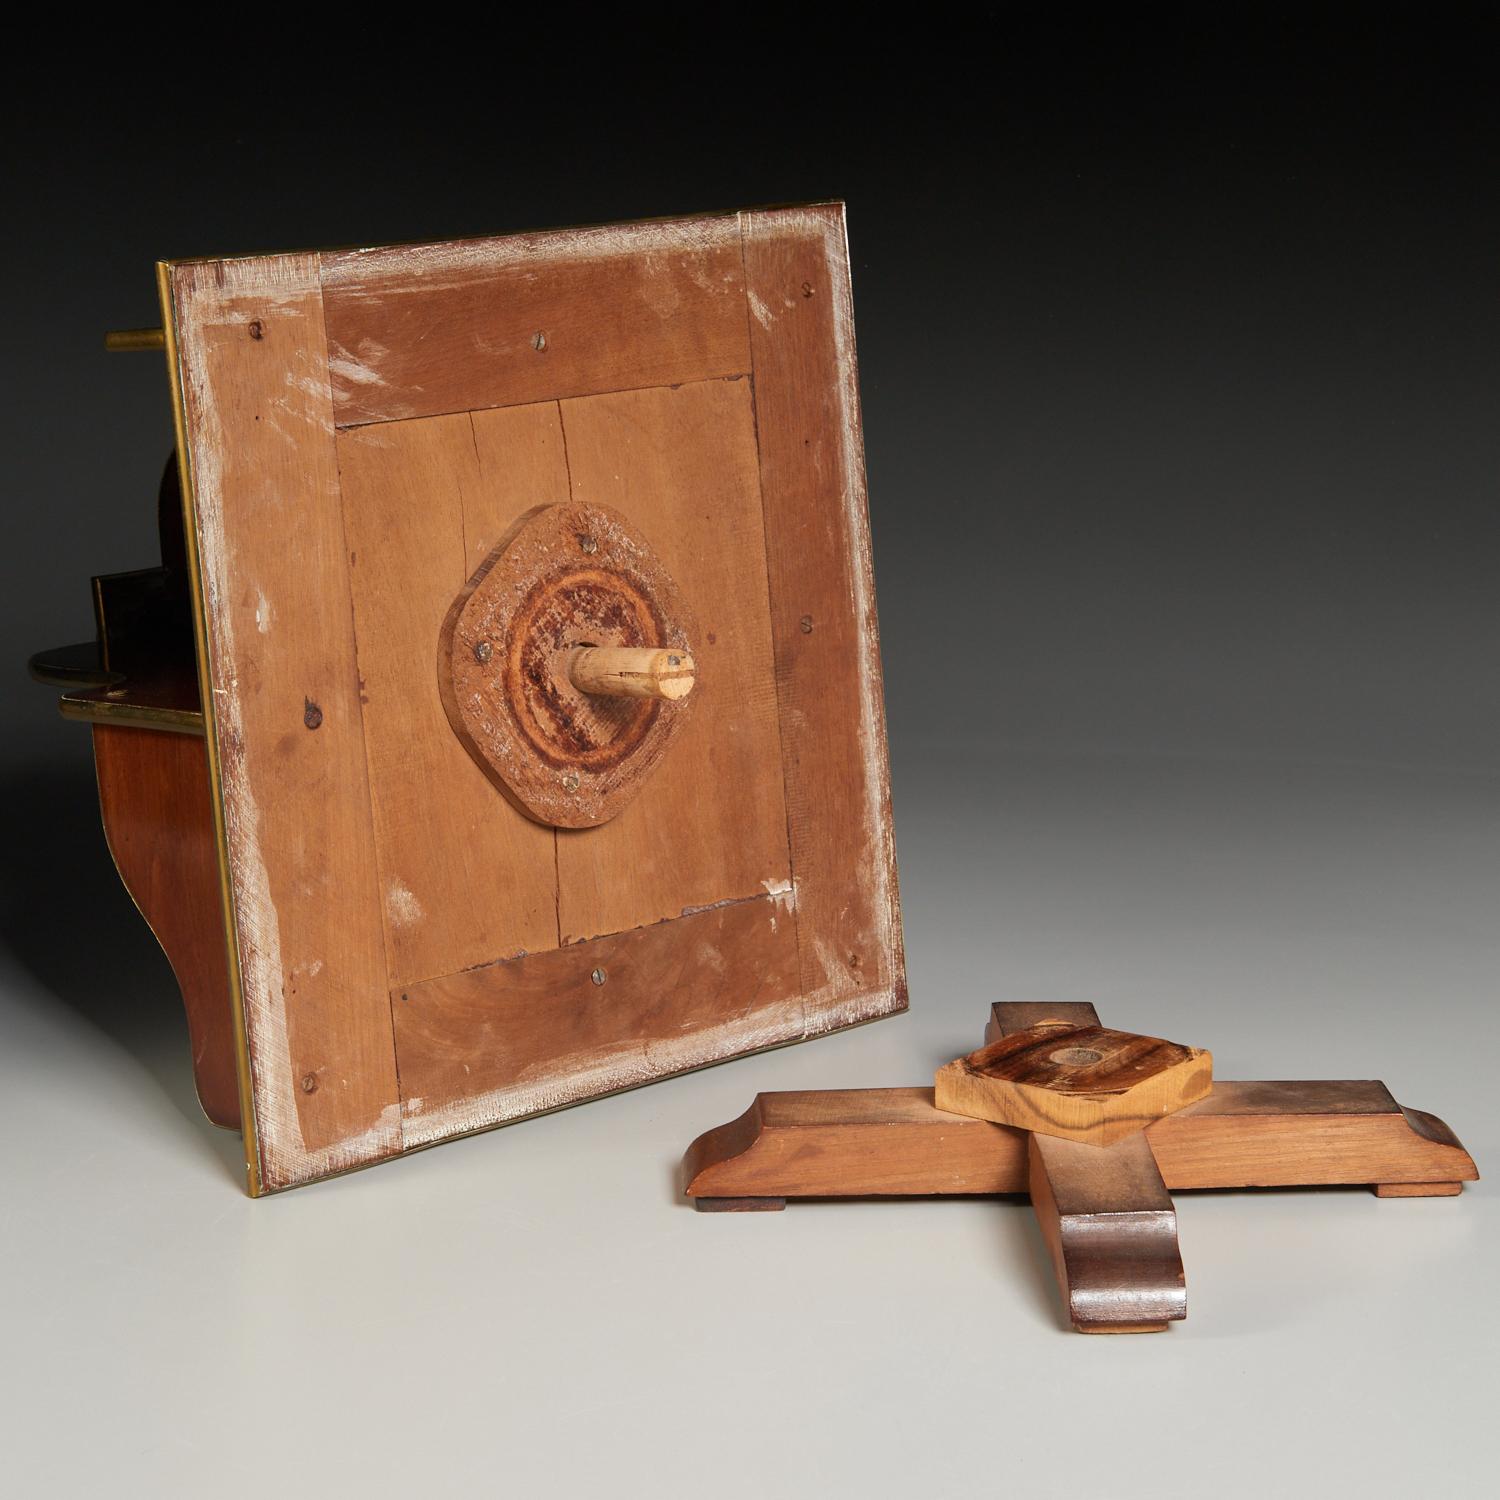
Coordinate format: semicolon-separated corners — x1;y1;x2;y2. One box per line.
59;697;205;735
157;261;263;1199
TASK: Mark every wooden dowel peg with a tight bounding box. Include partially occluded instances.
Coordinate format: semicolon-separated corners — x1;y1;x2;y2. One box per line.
570;646;695;701
105;328;166;352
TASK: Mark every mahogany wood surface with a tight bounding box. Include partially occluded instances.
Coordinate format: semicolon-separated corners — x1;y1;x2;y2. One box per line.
92;725;238;1129
680;1083;1479;1201
1028;1132;1185;1333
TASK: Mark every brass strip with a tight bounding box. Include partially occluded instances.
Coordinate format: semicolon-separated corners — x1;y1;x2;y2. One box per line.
156;261;263;1198
59;697;204;735
105;327;167;352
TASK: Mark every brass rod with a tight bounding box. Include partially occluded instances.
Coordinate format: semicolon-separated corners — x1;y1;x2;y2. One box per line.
104;327;167;352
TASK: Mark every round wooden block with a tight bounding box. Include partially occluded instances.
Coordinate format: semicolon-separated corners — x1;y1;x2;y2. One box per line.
440;501;698;828
934;1022;1213;1144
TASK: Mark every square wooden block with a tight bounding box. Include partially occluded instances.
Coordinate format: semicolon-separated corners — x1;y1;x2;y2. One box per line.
160;203;905;1192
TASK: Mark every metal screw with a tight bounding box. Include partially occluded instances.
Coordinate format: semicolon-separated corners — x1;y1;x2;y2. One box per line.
562;772;580;792
532;331;547;352
300;1073;319;1094
303;697;324;729
474;640;492;663
591;967;607;986
668;654;680;666
579;534;598;555
799;615;814;634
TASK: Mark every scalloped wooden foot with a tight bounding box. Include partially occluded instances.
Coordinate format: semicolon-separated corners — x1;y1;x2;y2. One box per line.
680;1002;1478;1335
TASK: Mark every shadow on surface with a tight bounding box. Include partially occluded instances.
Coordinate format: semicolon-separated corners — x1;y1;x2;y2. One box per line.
0;752;238;1177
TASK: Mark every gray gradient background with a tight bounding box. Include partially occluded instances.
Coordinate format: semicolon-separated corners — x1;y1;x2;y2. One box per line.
3;18;1496;1498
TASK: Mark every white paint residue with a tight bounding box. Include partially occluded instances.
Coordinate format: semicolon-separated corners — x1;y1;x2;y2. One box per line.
386;878;424;928
174;252;403;1190
399;999;804;1151
254;590;273;634
322;215;741;293
328;353;387;388
747;289;775;329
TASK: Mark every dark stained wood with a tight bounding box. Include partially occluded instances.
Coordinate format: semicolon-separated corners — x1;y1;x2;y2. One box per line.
679;1082;1480;1202
394;891;802;1147
319;217;751;428
694;1197;787;1213
741;205;905;1036
985;1002;1185;1333
936;1021;1212;1144
1028;1133;1184;1333
987;1000;1103;1042
92;725;238;1129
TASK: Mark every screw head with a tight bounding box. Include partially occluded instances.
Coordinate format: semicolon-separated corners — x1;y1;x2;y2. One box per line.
579;534;598;555
562;772;580;792
473;640;492;663
799;615;814;634
532;330;547;351
300;1073;319;1094
591;967;607;986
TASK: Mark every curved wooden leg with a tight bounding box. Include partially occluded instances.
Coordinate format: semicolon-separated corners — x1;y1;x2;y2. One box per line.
93;725;239;1129
1027;1131;1187;1334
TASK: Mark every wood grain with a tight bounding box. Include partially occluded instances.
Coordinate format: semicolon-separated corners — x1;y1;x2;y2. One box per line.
336;407;563;986
394;891;801;1147
93;725;238;1129
320;217;751;428
936;1022;1212;1144
166;254;399;1190
554;378;792;941
1027;1132;1185;1332
987;1001;1185;1332
441;499;698;829
741;205;905;1033
679;1083;1480;1201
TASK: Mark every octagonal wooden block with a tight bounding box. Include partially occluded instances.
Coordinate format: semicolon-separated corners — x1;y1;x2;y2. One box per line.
934;1022;1213;1145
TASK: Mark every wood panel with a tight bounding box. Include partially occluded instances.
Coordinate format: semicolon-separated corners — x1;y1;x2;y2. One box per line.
679;1083;1480;1201
395;891;801;1146
555;378;792;941
336;405;565;986
165;254;399;1191
93;725;238;1129
320;217;751;428
741;204;905;1033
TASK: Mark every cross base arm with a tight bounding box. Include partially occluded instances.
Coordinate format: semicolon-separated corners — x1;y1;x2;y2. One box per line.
681;1080;1478;1205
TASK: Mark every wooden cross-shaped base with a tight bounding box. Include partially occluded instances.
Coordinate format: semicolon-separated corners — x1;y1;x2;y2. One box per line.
680;1003;1478;1334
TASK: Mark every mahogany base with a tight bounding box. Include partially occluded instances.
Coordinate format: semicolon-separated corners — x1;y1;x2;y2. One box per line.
681;1003;1479;1334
